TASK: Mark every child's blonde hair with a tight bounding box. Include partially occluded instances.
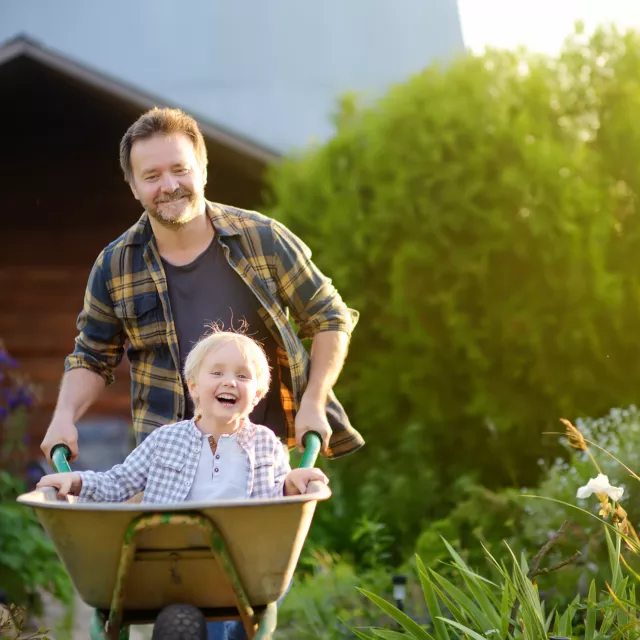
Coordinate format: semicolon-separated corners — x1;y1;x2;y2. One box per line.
183;328;271;399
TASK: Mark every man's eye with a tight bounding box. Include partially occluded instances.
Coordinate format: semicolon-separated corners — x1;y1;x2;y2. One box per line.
145;175;158;182
174;167;189;175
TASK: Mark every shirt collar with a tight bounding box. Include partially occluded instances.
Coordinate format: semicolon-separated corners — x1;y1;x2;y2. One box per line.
190;417;256;448
124;200;240;247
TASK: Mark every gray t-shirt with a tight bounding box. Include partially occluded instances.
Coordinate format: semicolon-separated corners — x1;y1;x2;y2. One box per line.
162;238;286;438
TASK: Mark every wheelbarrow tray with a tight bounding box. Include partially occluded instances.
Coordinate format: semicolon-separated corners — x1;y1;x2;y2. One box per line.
17;485;330;612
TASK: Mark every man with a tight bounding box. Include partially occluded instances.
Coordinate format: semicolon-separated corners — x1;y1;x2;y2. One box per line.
41;107;364;466
40;108;363;638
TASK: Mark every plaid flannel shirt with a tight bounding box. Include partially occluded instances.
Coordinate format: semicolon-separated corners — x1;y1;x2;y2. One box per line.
65;202;365;458
78;420;289;504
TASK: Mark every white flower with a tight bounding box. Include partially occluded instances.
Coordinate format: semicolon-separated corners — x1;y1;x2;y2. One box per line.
576;474;624;502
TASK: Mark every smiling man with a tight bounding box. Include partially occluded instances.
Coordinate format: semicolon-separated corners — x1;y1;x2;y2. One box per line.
40;107;364;469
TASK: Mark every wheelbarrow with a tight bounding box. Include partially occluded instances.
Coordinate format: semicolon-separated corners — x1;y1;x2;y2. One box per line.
17;432;330;639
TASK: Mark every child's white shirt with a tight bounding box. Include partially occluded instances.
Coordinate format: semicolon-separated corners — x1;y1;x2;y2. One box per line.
186;432;250;501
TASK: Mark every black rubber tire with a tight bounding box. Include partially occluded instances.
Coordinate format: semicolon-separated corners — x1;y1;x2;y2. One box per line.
151;603;207;640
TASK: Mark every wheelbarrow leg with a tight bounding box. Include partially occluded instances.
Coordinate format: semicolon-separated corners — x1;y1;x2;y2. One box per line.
254;603;277;639
89;609;129;640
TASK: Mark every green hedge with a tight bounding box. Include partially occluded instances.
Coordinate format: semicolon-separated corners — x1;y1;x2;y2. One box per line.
266;24;640;556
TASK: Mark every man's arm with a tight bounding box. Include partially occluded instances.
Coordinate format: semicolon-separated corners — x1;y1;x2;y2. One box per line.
271;221;357;451
41;250;126;462
296;331;349;451
271;219;358;339
41;368;107;461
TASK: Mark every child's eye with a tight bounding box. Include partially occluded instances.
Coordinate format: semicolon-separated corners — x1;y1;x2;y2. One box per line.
211;371;222;376
238;374;248;379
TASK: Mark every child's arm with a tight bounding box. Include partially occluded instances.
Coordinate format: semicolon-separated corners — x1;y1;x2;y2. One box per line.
269;440;291;497
72;435;156;503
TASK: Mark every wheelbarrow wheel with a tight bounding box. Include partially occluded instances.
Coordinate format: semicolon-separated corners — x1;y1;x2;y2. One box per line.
151;603;207;640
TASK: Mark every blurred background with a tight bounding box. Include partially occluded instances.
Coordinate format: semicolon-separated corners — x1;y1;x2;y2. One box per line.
3;1;640;637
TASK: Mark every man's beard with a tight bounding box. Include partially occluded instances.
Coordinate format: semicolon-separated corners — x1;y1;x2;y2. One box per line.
146;187;203;229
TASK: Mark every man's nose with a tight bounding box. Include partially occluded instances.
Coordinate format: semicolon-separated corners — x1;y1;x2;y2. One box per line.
159;173;179;193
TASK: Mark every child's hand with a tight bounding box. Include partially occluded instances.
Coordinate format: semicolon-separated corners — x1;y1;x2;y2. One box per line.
37;472;82;499
284;468;329;496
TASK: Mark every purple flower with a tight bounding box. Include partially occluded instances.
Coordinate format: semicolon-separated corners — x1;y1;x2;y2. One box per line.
5;387;34;411
0;350;18;368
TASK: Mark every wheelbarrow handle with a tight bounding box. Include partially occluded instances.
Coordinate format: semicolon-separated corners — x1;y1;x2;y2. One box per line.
51;435;322;472
299;431;322;469
51;443;72;474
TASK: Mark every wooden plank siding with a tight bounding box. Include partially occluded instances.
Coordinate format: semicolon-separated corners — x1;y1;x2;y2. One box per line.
0;52;267;463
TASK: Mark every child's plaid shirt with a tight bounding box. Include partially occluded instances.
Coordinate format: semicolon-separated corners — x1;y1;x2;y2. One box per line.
78;419;290;504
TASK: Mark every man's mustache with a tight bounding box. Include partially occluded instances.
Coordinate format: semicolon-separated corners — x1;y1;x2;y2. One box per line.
154;188;193;204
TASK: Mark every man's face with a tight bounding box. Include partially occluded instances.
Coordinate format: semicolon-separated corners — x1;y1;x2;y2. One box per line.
129;133;206;229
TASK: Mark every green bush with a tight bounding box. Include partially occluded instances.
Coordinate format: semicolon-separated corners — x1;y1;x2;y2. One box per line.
277;549;390;639
0;341;72;616
266;23;640;557
410;405;640;613
0;472;72;614
357;415;640;638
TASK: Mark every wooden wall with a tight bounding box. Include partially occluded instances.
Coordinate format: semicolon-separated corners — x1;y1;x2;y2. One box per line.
0;54;266;461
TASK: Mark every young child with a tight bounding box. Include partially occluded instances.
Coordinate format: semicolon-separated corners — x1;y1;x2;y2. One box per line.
37;330;328;502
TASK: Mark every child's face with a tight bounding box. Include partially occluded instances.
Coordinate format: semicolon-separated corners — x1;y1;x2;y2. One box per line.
189;341;261;424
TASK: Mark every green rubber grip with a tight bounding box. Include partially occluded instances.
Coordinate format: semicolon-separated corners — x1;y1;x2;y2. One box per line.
299;432;322;468
51;444;72;474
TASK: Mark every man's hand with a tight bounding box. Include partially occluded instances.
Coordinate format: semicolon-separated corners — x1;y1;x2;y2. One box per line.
284;468;329;495
37;472;82;499
40;416;79;463
295;399;332;454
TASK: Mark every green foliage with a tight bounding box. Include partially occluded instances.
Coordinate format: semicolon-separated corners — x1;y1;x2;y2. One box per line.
0;471;72;614
410;406;640;611
355;410;640;638
278;549;391;639
0;603;52;639
266;23;640;557
414;479;525;573
356;534;640;639
0;340;72;616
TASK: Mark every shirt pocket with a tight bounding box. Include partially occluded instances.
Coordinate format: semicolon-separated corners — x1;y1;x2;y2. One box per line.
114;292;165;350
154;451;186;472
146;452;186;501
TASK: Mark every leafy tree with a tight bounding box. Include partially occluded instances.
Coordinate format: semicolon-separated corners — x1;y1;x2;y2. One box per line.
266;23;640;556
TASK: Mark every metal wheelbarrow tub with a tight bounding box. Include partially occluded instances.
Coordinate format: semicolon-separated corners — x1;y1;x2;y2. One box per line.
17;486;330;610
17;433;329;639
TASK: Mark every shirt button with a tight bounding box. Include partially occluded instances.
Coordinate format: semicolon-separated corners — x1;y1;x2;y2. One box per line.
215;454;220;460
184;480;190;486
214;468;219;473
